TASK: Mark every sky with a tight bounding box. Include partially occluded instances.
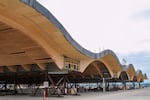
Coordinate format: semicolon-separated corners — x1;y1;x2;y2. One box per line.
37;0;150;82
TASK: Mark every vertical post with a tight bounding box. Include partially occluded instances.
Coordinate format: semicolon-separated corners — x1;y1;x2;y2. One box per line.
43;81;49;99
103;77;105;92
125;81;127;90
107;82;110;91
4;82;7;95
43;71;49;98
97;79;99;91
13;74;17;95
43;88;46;100
45;71;48;96
132;82;135;89
139;82;141;88
122;81;126;90
64;76;66;95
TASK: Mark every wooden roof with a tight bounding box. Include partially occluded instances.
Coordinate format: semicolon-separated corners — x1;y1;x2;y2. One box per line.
0;0;147;83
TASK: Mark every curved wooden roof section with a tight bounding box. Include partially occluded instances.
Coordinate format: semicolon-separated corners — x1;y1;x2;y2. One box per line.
0;0;147;82
143;73;148;80
126;64;136;81
136;70;144;82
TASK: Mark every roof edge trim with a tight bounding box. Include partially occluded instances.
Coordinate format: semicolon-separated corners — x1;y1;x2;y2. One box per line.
21;0;121;64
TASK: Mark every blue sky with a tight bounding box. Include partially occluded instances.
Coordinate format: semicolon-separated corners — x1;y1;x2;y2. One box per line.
38;0;150;82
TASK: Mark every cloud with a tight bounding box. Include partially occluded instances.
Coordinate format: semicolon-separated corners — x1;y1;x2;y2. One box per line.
135;9;150;20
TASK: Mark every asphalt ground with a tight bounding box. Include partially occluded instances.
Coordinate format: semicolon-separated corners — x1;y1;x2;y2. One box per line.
0;87;149;100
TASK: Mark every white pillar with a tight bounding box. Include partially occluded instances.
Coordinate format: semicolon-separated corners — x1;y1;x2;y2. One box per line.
103;77;106;92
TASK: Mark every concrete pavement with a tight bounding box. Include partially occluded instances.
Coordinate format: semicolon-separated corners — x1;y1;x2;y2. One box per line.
0;87;149;100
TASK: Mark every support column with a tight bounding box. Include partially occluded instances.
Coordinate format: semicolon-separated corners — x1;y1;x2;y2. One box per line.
132;82;135;89
97;79;99;91
122;81;126;90
44;71;48;97
4;83;7;95
139;82;141;88
13;74;17;95
74;82;77;95
18;84;24;94
64;76;67;95
103;77;105;92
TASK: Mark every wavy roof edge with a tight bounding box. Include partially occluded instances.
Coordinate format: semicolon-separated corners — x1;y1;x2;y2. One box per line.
21;0;121;64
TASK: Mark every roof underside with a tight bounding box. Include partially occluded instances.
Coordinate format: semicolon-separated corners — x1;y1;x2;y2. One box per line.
0;0;146;84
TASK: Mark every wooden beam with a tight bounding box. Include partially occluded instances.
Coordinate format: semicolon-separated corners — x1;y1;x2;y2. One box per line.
91;74;94;79
0;66;4;72
37;63;47;70
7;65;17;72
92;63;103;77
22;64;31;71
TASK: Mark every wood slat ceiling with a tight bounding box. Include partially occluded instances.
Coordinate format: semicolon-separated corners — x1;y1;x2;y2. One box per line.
0;22;53;69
